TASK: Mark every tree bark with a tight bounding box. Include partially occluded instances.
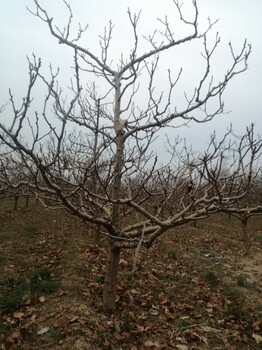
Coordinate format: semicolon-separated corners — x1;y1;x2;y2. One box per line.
93;225;101;246
14;196;19;211
102;72;123;313
25;195;30;208
242;217;249;242
103;241;120;313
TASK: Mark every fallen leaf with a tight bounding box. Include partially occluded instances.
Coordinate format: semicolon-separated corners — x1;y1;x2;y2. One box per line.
217;319;224;325
39;296;46;303
55;318;67;328
253;333;262;344
37;327;50;335
205;308;213;314
176;345;188;350
57;289;65;297
77;318;86;326
70;316;78;323
6;330;21;343
252;321;260;331
175;337;183;342
180;316;190;320
31;314;37;322
3;316;16;325
150;309;159;316
144;340;162;348
13;311;24;319
130;289;139;294
119;258;128;266
200;326;217;333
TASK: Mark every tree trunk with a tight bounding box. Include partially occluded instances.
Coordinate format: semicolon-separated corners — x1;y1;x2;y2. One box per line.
102;73;123;313
192;220;197;228
25;195;30;208
14;196;19;211
93;226;101;246
242;218;249;242
103;241;120;313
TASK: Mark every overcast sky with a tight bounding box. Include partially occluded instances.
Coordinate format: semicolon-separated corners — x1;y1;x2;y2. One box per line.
1;0;262;153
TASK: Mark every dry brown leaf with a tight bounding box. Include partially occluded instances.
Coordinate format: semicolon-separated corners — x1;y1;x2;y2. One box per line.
180;316;190;320
31;314;37;322
77;318;86;326
144;340;162;348
4;316;16;325
119;258;128;266
13;311;24;319
200;326;218;333
57;289;65;297
69;316;78;323
37;326;50;335
205;308;213;313
176;345;188;350
130;289;139;294
6;330;21;343
253;333;262;344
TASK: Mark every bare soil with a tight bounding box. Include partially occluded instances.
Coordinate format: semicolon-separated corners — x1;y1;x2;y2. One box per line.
0;198;261;349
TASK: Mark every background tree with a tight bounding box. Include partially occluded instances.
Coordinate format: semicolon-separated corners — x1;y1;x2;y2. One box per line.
0;148;34;210
220;179;262;241
0;0;260;312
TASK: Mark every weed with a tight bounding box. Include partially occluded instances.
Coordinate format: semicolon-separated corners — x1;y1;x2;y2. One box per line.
209;336;225;347
75;263;92;275
204;271;219;285
121;272;134;283
224;286;242;299
30;268;59;295
254;232;262;243
223;286;246;316
49;328;64;342
96;275;104;284
228;299;246;317
24;225;38;237
156;273;179;283
173;318;190;329
168;248;177;259
0;278;28;312
188;293;197;304
121;311;135;331
0;253;6;263
224;240;235;251
0;199;13;210
237;275;249;288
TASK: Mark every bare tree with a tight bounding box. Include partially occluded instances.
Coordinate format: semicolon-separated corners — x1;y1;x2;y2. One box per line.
220;180;262;241
0;148;34;209
1;0;260;312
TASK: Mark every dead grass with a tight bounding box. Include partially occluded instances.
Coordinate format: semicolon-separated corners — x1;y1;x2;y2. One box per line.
0;198;261;349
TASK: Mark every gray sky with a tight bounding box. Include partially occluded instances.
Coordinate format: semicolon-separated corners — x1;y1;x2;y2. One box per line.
1;0;262;152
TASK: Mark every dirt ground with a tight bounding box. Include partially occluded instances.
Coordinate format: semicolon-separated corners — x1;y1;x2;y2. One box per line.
0;198;261;349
